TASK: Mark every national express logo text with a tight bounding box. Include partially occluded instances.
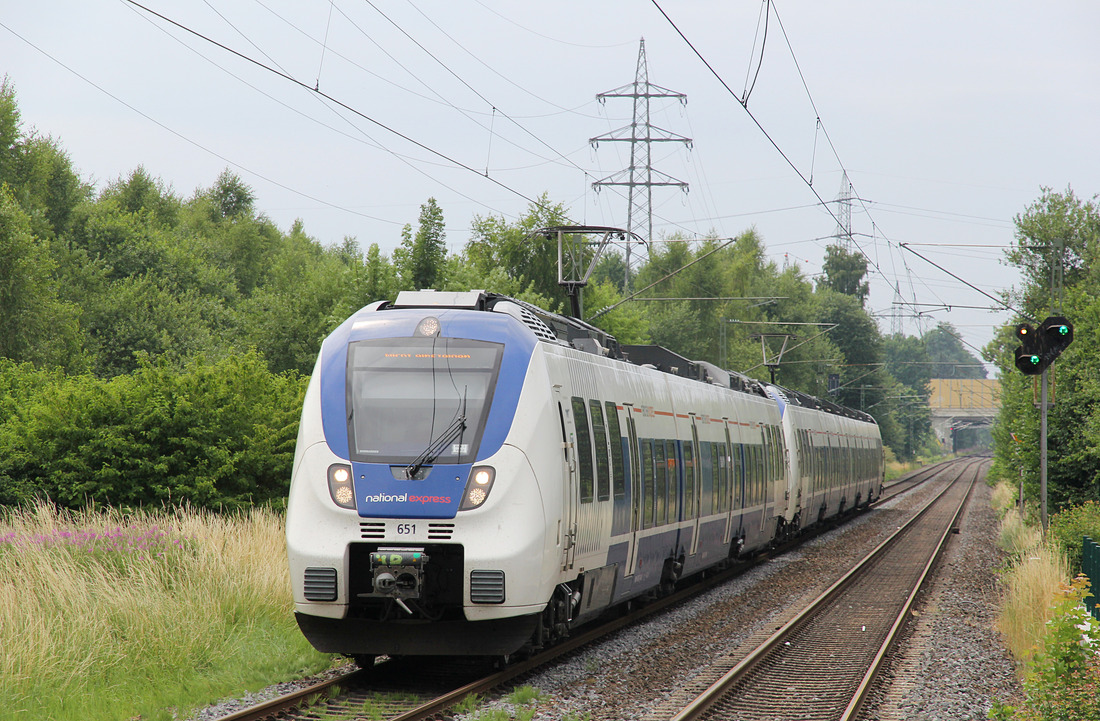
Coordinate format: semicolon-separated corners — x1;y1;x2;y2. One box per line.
363;492;453;505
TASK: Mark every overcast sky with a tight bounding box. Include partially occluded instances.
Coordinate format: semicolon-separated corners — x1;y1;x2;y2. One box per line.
5;1;1099;375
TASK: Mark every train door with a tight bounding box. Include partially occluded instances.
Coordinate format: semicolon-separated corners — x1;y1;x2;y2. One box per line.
554;387;577;571
687;417;702;556
758;425;770;534
624;405;642;576
722;423;736;544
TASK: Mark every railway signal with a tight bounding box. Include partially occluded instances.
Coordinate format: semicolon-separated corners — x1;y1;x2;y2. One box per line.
1013;323;1042;374
1014;316;1074;375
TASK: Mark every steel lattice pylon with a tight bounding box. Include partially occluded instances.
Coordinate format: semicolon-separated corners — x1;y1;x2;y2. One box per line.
590;38;691;291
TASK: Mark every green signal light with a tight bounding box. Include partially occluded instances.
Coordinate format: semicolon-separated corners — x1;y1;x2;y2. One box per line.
1028;355;1040;365
1056;325;1069;336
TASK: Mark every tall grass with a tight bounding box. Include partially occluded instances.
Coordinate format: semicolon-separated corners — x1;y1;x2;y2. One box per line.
997;508;1042;561
996;520;1071;664
0;501;336;721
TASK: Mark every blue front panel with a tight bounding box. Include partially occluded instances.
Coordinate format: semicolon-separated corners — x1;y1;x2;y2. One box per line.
352;461;471;519
315;308;536;519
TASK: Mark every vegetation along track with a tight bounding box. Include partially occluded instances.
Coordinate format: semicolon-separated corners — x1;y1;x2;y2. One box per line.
666;455;987;721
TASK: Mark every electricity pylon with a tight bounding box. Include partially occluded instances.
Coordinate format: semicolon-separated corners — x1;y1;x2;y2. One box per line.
833;170;853;251
590;38;691;291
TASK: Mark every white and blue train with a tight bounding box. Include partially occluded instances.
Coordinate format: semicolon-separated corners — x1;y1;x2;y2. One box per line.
287;290;884;660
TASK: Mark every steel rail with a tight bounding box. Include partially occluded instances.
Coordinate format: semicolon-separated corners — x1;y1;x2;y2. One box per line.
839;458;986;720
669;456;984;721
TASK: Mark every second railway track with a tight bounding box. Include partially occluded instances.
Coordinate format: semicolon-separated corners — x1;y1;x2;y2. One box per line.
665;456;987;721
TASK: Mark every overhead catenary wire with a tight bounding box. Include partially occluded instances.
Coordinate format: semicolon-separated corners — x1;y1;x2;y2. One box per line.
0;17;405;227
122;0;549;211
120;0;512;223
650;0;1014;339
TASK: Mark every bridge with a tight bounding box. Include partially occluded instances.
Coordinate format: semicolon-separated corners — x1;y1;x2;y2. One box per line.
928;378;1001;448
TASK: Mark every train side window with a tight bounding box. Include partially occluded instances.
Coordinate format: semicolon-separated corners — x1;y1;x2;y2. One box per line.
642;439;655;529
697;441;710;517
743;443;753;504
774;429;783;484
665;440;679;522
683;441;695;519
654;440;667;525
733;443;744;508
589;399;611;502
722;442;730;512
605;401;626;500
712;442;723;514
571;397;594;503
754;444;763;503
752;444;761;503
765;424;774;488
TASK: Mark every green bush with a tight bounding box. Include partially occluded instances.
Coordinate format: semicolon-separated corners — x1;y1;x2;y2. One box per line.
0;351;304;509
990;575;1100;721
1050;500;1100;571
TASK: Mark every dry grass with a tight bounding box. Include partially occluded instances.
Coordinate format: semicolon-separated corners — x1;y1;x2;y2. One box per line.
996;534;1071;665
998;507;1042;560
991;480;1021;519
0;500;334;721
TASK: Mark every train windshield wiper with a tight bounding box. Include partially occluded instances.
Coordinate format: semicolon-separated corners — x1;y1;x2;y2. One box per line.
405;414;466;479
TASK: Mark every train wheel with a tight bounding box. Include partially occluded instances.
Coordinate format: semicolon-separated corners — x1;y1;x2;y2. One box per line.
354;654;376;669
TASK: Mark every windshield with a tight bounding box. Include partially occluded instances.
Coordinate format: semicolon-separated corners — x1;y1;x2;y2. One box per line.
346;337;503;464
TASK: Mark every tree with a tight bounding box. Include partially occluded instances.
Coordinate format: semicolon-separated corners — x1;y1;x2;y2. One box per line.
1;79;89;240
463;193;570;306
394;197;447;290
100;166;182;228
582;280;650;345
991;188;1100;512
0;77;20;179
206;168;256;220
883;333;932;395
923;322;986;379
1006;186;1097;305
818;243;870;306
0;185;81;368
815;289;888;413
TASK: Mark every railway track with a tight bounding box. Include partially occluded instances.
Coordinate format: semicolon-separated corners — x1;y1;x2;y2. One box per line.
212;457;970;721
664;455;987;721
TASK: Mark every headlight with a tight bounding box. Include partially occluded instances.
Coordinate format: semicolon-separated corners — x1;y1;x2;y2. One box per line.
328;464;356;510
459;465;496;511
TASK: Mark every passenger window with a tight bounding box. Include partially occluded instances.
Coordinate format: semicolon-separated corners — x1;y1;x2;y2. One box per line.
700;441;713;517
683;442;695;518
733;443;744;508
712;443;723;513
665;440;679;521
605;402;626;500
655;441;667;525
589;399;610;502
571;397;594;503
642;440;655;528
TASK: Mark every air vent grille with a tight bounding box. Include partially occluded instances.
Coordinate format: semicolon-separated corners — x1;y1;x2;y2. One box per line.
428;523;455;540
517;306;558;342
303;567;338;602
360;522;385;539
469;569;505;604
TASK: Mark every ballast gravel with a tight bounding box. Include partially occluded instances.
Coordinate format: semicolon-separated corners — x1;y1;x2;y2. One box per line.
512;474;1021;720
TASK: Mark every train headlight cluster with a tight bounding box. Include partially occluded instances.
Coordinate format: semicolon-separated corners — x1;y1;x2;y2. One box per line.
327;464;356;510
459;465;496;511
